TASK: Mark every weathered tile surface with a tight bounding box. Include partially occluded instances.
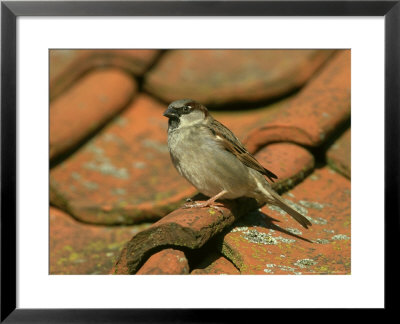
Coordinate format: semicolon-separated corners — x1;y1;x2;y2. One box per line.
191;255;240;275
211;100;287;141
245;50;351;152
50;49;160;100
327;128;351;179
112;246;129;275
124;198;258;274
144;49;335;106
49;49;351;276
116;167;350;275
114;140;316;274
50;69;137;159
256;143;314;193
221;167;351;274
50;50;91;87
50;207;151;274
50;95;196;225
137;249;189;275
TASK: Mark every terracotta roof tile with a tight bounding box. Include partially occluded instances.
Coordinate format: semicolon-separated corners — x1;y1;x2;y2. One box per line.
245;50;351;152
113;165;350;275
136;249;189;275
50;207;150;274
50;68;137;159
122;198;258;274
327;128;351;178
144;49;335;106
255;143;314;192
50;49;160;100
113;141;317;274
49;49;351;275
50;50;92;87
221;167;350;274
50;95;196;225
191;255;240;275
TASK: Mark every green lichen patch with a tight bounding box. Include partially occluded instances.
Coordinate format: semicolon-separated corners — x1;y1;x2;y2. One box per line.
299;200;327;210
294;258;317;268
242;229;277;245
331;234;350;241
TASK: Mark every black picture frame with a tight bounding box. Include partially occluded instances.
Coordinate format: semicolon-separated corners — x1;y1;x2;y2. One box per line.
1;0;398;321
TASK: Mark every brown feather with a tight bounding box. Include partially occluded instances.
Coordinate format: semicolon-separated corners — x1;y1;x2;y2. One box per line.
206;118;278;182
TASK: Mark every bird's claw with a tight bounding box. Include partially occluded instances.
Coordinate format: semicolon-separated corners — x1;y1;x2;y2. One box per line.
182;201;224;215
183;201;206;209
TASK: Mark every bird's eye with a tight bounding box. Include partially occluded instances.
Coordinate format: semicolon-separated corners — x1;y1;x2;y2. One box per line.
183;105;191;113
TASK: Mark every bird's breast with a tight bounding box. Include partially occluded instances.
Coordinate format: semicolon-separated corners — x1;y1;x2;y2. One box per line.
167;126;252;198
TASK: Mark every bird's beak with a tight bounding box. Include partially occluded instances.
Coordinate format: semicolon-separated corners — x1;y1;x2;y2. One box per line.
163;107;179;119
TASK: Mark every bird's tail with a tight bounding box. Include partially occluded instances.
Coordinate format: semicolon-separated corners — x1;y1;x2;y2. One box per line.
257;182;312;229
271;194;312;229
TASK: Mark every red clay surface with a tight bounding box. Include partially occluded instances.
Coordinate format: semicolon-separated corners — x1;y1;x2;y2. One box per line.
144;49;335;106
245;50;351;152
191;255;240;275
327;128;351;179
50;207;151;274
50;95;197;225
50;69;137;159
255;143;315;192
49;49;351;275
137;249;189;275
50;49;159;100
222;167;351;274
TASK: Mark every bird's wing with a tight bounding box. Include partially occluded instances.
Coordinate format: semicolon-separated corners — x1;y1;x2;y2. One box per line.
206;119;278;182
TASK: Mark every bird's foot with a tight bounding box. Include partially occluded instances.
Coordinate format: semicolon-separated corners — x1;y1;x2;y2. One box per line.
182;190;227;214
183;201;209;209
182;201;224;215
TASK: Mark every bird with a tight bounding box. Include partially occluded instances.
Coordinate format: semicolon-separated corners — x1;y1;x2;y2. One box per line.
163;99;312;229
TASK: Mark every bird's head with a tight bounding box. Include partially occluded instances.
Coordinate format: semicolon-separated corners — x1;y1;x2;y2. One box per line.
163;99;209;129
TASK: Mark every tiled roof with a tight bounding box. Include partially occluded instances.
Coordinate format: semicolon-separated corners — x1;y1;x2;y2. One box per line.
49;49;351;275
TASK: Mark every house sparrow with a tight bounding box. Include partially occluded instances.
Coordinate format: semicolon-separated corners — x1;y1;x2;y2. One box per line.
163;99;311;229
